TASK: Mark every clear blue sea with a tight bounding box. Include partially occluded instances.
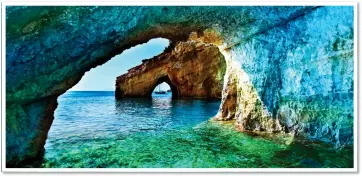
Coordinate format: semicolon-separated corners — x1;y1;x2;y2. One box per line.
42;91;353;168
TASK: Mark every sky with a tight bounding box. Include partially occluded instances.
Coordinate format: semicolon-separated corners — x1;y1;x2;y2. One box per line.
70;38;171;91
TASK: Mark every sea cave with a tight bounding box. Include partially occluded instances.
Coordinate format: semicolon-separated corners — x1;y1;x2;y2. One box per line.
5;6;354;168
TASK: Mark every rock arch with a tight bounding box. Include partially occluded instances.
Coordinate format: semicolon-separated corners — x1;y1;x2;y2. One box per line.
5;6;354;167
147;76;178;99
115;40;226;100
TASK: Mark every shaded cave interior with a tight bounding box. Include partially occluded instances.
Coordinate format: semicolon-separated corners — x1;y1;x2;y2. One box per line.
5;6;355;167
6;29;231;167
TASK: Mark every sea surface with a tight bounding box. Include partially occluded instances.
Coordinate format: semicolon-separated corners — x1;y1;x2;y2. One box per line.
42;91;353;168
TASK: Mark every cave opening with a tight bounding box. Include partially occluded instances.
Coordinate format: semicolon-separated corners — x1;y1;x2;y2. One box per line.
149;76;178;99
70;38;170;91
42;36;225;168
5;6;355;168
151;82;172;98
45;38;173;158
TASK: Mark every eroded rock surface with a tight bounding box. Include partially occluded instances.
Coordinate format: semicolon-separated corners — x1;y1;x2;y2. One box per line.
216;6;354;148
5;6;354;166
115;41;226;99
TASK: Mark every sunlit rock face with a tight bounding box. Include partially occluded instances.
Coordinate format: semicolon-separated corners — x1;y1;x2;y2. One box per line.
216;7;354;147
6;6;354;166
116;41;226;99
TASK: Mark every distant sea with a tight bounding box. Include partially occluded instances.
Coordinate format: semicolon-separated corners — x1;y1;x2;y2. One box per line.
42;91;353;168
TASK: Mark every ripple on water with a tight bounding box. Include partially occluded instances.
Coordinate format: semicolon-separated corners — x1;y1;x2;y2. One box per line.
43;91;353;168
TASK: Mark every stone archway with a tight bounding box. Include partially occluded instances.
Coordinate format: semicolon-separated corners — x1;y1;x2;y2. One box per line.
5;6;354;167
115;40;226;100
147;76;179;99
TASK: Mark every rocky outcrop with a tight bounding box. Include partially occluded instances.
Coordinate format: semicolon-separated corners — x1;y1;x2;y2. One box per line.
115;40;226;99
5;6;354;166
216;6;354;147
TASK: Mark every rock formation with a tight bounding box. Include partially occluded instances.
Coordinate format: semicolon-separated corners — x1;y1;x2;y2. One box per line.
5;6;354;166
215;6;354;148
115;40;226;99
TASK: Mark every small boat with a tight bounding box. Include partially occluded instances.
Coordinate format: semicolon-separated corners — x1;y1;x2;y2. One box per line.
154;85;166;94
155;91;166;94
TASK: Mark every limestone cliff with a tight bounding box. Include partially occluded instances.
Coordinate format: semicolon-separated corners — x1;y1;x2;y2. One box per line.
5;6;354;166
115;41;226;99
216;6;354;147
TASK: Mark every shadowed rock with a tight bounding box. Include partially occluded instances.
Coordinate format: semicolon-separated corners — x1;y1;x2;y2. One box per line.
5;6;354;166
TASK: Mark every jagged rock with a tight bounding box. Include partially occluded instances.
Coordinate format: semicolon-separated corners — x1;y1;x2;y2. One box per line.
115;41;226;99
5;6;354;166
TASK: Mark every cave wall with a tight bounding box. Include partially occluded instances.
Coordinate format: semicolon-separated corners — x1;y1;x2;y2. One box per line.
216;6;354;146
5;6;354;166
115;41;226;99
6;6;312;105
6;96;59;167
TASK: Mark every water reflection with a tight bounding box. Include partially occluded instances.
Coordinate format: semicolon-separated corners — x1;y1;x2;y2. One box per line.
43;91;353;168
47;91;220;149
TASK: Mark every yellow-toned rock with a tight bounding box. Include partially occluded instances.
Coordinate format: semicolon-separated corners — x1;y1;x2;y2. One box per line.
115;41;226;99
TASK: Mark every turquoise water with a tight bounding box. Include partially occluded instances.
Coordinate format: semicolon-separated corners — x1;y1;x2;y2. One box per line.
43;91;353;168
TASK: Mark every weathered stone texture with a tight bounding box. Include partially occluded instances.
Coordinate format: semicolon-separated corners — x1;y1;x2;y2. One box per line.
5;6;354;165
116;41;226;99
218;6;354;146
